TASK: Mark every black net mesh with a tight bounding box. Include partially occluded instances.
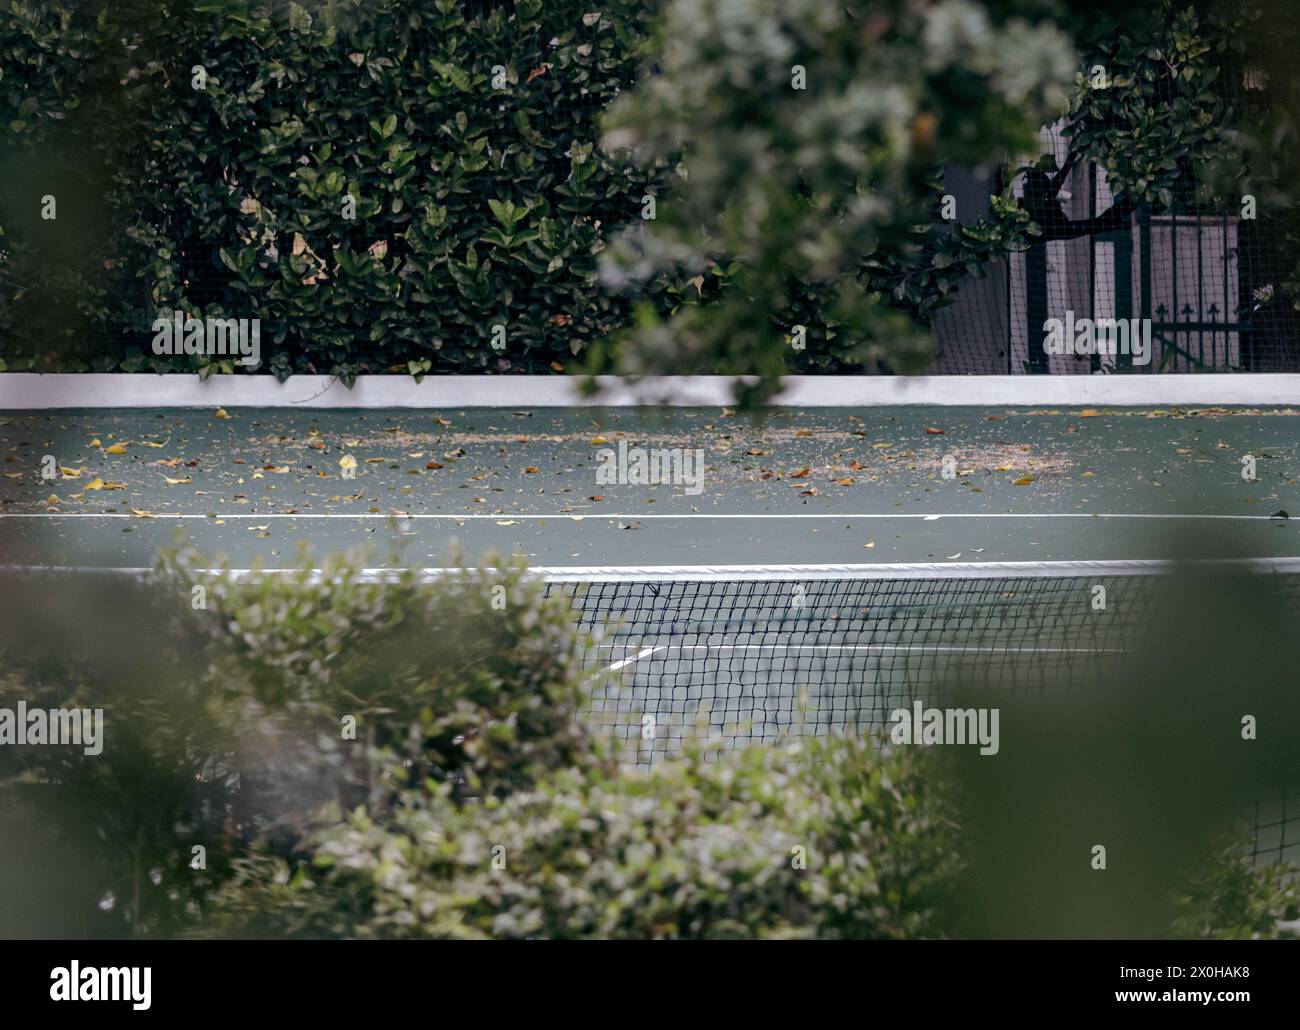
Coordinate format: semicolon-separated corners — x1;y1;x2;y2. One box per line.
551;570;1300;867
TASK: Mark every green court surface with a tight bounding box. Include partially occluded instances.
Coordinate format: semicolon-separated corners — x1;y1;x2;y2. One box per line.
3;401;1298;862
2;404;1299;571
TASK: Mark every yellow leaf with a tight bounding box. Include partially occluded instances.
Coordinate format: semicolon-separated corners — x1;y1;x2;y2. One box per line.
163;476;192;485
215;408;230;419
45;494;60;506
339;455;358;470
105;443;128;454
589;436;609;445
87;438;102;448
1012;476;1036;486
131;509;154;518
839;476;855;486
85;478;106;490
1079;409;1100;418
59;467;82;478
140;438;169;448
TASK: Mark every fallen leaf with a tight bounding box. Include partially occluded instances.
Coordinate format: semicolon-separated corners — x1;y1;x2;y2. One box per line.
163;475;192;485
339;455;358;470
140;438;169;448
104;443;129;455
849;460;863;471
924;427;945;435
863;541;875;548
87;438;102;448
590;436;610;446
588;495;605;501
1079;409;1100;418
59;467;82;478
524;466;540;474
496;520;519;526
215;409;230;419
45;494;60;506
791;466;810;478
746;449;767;457
433;417;452;427
425;461;443;470
1012;476;1036;486
838;476;855;486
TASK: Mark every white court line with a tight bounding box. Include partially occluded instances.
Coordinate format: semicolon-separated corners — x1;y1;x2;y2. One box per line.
0;511;1293;521
607;646;667;670
10;557;1300;579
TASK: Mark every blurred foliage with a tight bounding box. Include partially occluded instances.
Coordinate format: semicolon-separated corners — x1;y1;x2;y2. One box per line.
595;0;1300;400
0;544;603;936
0;543;1296;939
7;1;1300;393
197;733;962;939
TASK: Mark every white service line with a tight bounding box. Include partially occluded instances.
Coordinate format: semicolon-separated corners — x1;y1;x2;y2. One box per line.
607;645;667;670
0;511;1292;521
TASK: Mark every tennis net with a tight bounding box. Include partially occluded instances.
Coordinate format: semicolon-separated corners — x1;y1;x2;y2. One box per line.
545;559;1300;866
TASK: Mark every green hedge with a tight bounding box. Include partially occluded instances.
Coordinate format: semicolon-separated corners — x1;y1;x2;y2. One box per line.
1;546;1294;939
0;0;686;380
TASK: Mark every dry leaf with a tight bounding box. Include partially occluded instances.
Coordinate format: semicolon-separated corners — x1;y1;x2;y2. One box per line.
163;475;192;485
524;466;540;474
339;455;358;470
215;409;230;419
924;427;945;435
105;443;128;454
1012;476;1036;486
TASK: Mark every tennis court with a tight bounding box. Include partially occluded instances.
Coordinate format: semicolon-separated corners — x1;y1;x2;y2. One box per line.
2;398;1299;863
